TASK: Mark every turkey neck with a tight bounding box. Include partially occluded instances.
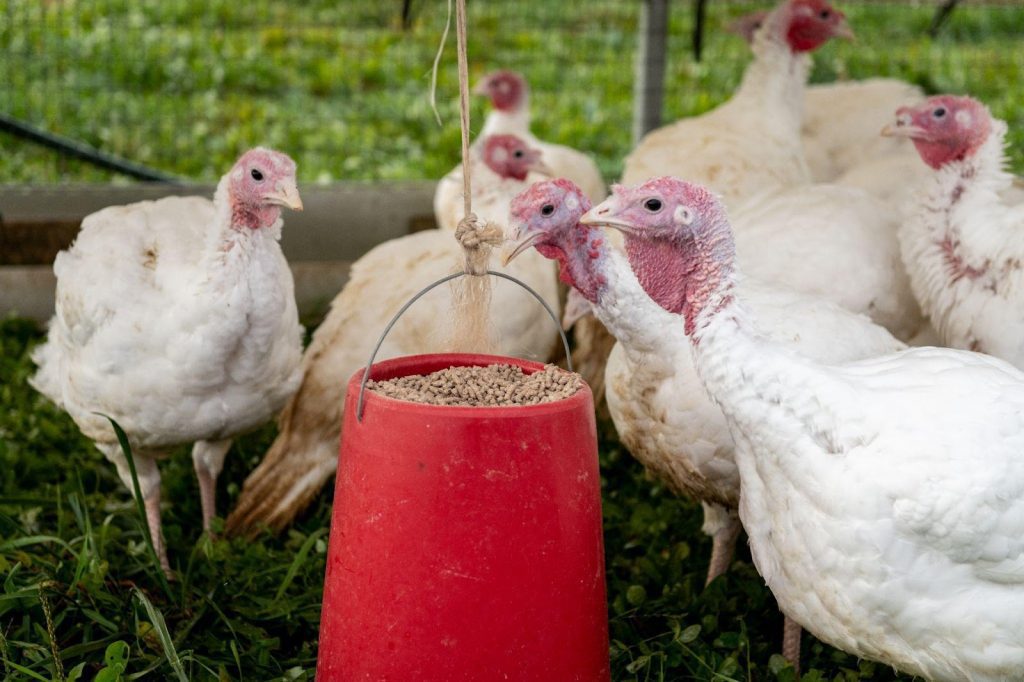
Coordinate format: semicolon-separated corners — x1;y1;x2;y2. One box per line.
598;248;682;355
558;230;671;354
732;11;811;150
906;123;1020;282
688;281;858;480
480;95;531;138
202;176;287;291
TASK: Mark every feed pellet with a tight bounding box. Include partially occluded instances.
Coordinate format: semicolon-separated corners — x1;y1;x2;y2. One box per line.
367;364;582;407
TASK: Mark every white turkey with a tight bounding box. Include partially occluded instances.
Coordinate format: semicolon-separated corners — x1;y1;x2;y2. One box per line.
585;175;1024;681
621;0;924;341
621;0;853;209
226;135;560;535
434;133;552;231
30;148;305;573
726;9;926;189
505;178;903;668
472;70;606;204
624;3;924;341
885;95;1024;367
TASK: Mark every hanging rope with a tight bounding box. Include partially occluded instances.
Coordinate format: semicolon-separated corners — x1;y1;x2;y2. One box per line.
455;0;472;221
452;0;503;276
444;0;503;353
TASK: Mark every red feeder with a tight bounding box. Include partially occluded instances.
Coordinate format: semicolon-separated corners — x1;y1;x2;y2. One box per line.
317;352;609;681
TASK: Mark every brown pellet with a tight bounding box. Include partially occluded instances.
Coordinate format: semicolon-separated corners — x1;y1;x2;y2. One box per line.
366;364;583;407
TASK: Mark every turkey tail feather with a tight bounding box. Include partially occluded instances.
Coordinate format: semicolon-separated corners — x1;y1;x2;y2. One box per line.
226;418;340;538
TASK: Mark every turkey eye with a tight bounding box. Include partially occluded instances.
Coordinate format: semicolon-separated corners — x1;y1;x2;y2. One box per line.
643;198;663;212
819;9;830;19
251;168;264;181
933;107;947;119
513;150;524;158
540;204;555;217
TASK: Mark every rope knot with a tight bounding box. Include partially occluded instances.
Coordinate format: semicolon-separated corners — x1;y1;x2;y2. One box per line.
456;213;505;275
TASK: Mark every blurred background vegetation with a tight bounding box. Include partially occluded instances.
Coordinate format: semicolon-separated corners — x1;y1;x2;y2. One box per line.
1;0;1022;185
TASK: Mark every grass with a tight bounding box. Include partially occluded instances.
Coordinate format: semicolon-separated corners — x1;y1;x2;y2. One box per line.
1;314;920;681
0;1;1022;184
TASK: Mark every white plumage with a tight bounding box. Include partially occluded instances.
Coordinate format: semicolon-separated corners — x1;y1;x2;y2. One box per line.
620;1;923;342
226;137;560;535
701;320;1024;681
472;70;606;205
725;10;926;196
433;135;552;232
31;148;305;572
603;276;905;541
730;183;924;340
588;175;1024;682
803;78;933;211
621;0;854;209
621;1;925;344
508;178;904;668
893;97;1024;366
802;78;924;180
579;2;916;411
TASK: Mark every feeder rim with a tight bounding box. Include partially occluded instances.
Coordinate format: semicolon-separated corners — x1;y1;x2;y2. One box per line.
356;270;573;421
351;352;591;420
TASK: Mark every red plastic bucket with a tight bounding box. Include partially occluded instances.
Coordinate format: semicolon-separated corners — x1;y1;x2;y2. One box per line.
316;353;609;681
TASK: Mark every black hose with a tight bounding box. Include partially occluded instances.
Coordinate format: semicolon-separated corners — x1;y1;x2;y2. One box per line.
0;113;182;184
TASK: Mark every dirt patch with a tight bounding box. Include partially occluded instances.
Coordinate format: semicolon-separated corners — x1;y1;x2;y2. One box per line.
367;363;582;407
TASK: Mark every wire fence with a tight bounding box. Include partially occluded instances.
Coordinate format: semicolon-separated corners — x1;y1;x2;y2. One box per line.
1;0;1022;184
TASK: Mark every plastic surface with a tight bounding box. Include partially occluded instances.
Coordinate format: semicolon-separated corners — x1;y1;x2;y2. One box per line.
317;353;609;681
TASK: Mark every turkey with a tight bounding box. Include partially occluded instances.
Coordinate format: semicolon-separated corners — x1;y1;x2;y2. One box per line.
622;0;923;345
505;178;903;668
726;9;925;188
472;70;606;204
621;0;853;209
226;135;560;536
30;148;305;574
585;175;1024;681
434;134;552;231
563;174;926;424
885;95;1024;367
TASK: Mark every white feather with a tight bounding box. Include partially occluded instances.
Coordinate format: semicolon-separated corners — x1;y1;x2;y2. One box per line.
898;122;1024;366
692;296;1024;680
31;177;303;449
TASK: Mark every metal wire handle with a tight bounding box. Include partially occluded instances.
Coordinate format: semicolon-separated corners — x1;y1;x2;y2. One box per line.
356;270;573;421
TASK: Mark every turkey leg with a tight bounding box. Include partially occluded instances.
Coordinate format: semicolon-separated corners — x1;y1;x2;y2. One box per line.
783;615;802;676
143;487;171;576
192;439;232;533
702;503;742;585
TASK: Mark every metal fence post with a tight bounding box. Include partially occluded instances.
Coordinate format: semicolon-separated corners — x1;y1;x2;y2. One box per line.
632;0;670;145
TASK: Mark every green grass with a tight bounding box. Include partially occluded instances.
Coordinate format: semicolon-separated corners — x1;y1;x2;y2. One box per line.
0;1;1022;184
1;315;920;681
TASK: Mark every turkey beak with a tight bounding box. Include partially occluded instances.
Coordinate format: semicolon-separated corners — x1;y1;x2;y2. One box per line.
881;119;925;139
502;229;543;266
264;182;304;211
833;17;855;41
471;78;490;96
580;200;638;235
528;156;554;178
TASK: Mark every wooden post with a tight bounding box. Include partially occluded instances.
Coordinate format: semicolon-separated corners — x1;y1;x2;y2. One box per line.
632;0;670;145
